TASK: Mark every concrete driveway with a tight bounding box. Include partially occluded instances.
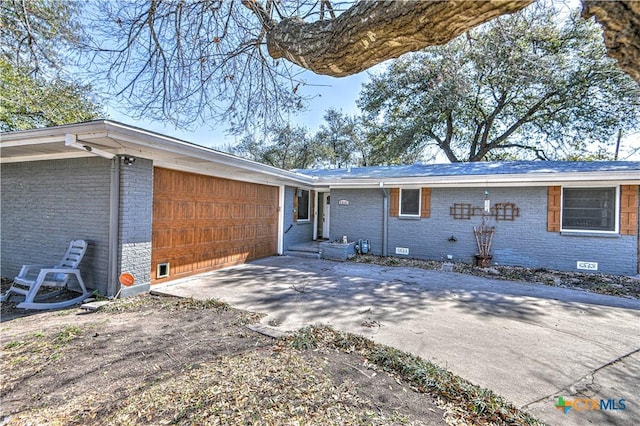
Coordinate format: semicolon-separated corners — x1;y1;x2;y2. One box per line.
154;256;640;425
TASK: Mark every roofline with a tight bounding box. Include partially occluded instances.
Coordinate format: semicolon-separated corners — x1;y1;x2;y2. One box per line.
1;120;315;186
320;170;639;188
3;122;637;187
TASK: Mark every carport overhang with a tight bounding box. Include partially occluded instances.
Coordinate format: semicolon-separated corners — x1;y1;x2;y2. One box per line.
0;120;315;188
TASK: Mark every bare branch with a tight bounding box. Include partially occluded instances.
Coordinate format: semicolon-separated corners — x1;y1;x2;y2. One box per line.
266;1;533;77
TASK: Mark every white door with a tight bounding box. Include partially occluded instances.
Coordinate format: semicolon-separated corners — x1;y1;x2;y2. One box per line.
322;193;330;239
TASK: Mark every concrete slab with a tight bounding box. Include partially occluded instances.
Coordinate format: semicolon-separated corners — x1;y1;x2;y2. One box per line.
80;300;111;311
154;256;640;425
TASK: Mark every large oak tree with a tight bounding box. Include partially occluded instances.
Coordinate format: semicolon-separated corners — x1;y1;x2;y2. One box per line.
89;0;640;132
357;6;640;162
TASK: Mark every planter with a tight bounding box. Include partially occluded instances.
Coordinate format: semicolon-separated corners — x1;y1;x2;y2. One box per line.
320;241;357;261
475;254;493;267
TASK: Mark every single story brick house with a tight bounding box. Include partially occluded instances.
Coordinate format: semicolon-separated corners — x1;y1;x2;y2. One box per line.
300;162;639;275
1;120;317;297
1;121;638;299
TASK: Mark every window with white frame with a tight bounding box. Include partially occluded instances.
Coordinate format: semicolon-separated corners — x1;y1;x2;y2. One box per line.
562;187;617;232
400;189;420;216
297;189;310;221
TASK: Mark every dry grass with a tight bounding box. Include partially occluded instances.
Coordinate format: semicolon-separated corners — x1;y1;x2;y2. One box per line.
13;350;411;425
1;294;545;425
1;295;439;425
286;326;543;426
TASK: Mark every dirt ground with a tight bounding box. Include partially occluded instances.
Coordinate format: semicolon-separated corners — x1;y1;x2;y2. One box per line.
0;294;449;425
3;257;631;425
3;256;631;426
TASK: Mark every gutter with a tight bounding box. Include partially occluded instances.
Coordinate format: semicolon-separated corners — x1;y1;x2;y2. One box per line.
316;171;640;188
101;121;316;186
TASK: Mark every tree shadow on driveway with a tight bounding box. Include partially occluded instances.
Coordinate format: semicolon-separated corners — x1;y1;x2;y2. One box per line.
156;256;640;331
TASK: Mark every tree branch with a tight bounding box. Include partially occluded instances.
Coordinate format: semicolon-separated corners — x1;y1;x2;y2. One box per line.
427;120;459;163
494;143;550;160
474;91;559;160
264;0;533;77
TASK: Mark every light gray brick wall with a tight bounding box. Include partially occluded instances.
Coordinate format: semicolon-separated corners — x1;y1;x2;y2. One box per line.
329;189;384;255
118;158;153;290
299;185;638;276
383;186;637;275
1;157;112;292
283;185;314;249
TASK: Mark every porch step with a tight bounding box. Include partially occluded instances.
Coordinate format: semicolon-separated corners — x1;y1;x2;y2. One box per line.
285;241;322;259
285;250;321;259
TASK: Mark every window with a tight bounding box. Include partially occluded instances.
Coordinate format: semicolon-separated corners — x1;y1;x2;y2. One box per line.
400;189;420;216
297;189;310;221
157;263;170;278
562;187;617;232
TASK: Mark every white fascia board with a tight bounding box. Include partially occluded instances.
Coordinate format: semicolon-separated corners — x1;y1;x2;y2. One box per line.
154;160;303;187
323;171;639;189
1;120;314;186
102;121;314;186
0;151;93;163
1;121;109;144
1;135;66;147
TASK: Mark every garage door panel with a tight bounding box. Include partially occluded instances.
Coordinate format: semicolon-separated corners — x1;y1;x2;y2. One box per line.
152;168;278;284
172;202;196;219
152;230;172;249
172;228;195;247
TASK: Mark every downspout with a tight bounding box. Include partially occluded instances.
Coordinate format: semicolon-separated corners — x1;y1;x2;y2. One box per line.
107;157;120;297
277;185;285;255
380;182;388;257
65;134;119;297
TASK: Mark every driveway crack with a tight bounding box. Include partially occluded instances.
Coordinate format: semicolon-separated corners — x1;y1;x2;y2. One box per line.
520;347;640;409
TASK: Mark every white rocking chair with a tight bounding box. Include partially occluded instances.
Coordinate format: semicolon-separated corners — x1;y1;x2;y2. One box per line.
1;239;90;310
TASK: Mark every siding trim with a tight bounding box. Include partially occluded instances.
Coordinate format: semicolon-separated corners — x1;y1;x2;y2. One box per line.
420;187;431;218
620;185;638;236
390;188;399;217
547;186;561;232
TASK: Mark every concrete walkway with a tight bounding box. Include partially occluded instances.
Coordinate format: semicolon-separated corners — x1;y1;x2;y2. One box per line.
153;256;640;425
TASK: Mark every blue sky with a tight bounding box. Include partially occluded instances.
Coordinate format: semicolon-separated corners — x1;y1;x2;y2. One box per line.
106;70;370;150
100;1;639;160
105;58;639;161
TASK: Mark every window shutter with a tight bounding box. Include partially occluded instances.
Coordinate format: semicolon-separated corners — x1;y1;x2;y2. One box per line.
293;187;298;222
620;185;638;236
547;186;561;232
390;188;399;217
310;190;315;220
420;188;431;218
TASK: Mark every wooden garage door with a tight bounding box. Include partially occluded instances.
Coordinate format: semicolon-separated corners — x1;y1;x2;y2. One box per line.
151;168;279;283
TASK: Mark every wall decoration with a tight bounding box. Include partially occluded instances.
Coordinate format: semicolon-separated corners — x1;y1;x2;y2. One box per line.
450;203;473;219
450;202;520;221
493;202;520;221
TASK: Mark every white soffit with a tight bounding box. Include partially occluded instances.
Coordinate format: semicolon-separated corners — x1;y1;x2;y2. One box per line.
1;120;314;187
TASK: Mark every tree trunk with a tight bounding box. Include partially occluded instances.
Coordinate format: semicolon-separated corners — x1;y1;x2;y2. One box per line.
582;1;640;83
265;0;533;77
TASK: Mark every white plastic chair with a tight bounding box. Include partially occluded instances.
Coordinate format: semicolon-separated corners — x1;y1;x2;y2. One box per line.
1;239;90;310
